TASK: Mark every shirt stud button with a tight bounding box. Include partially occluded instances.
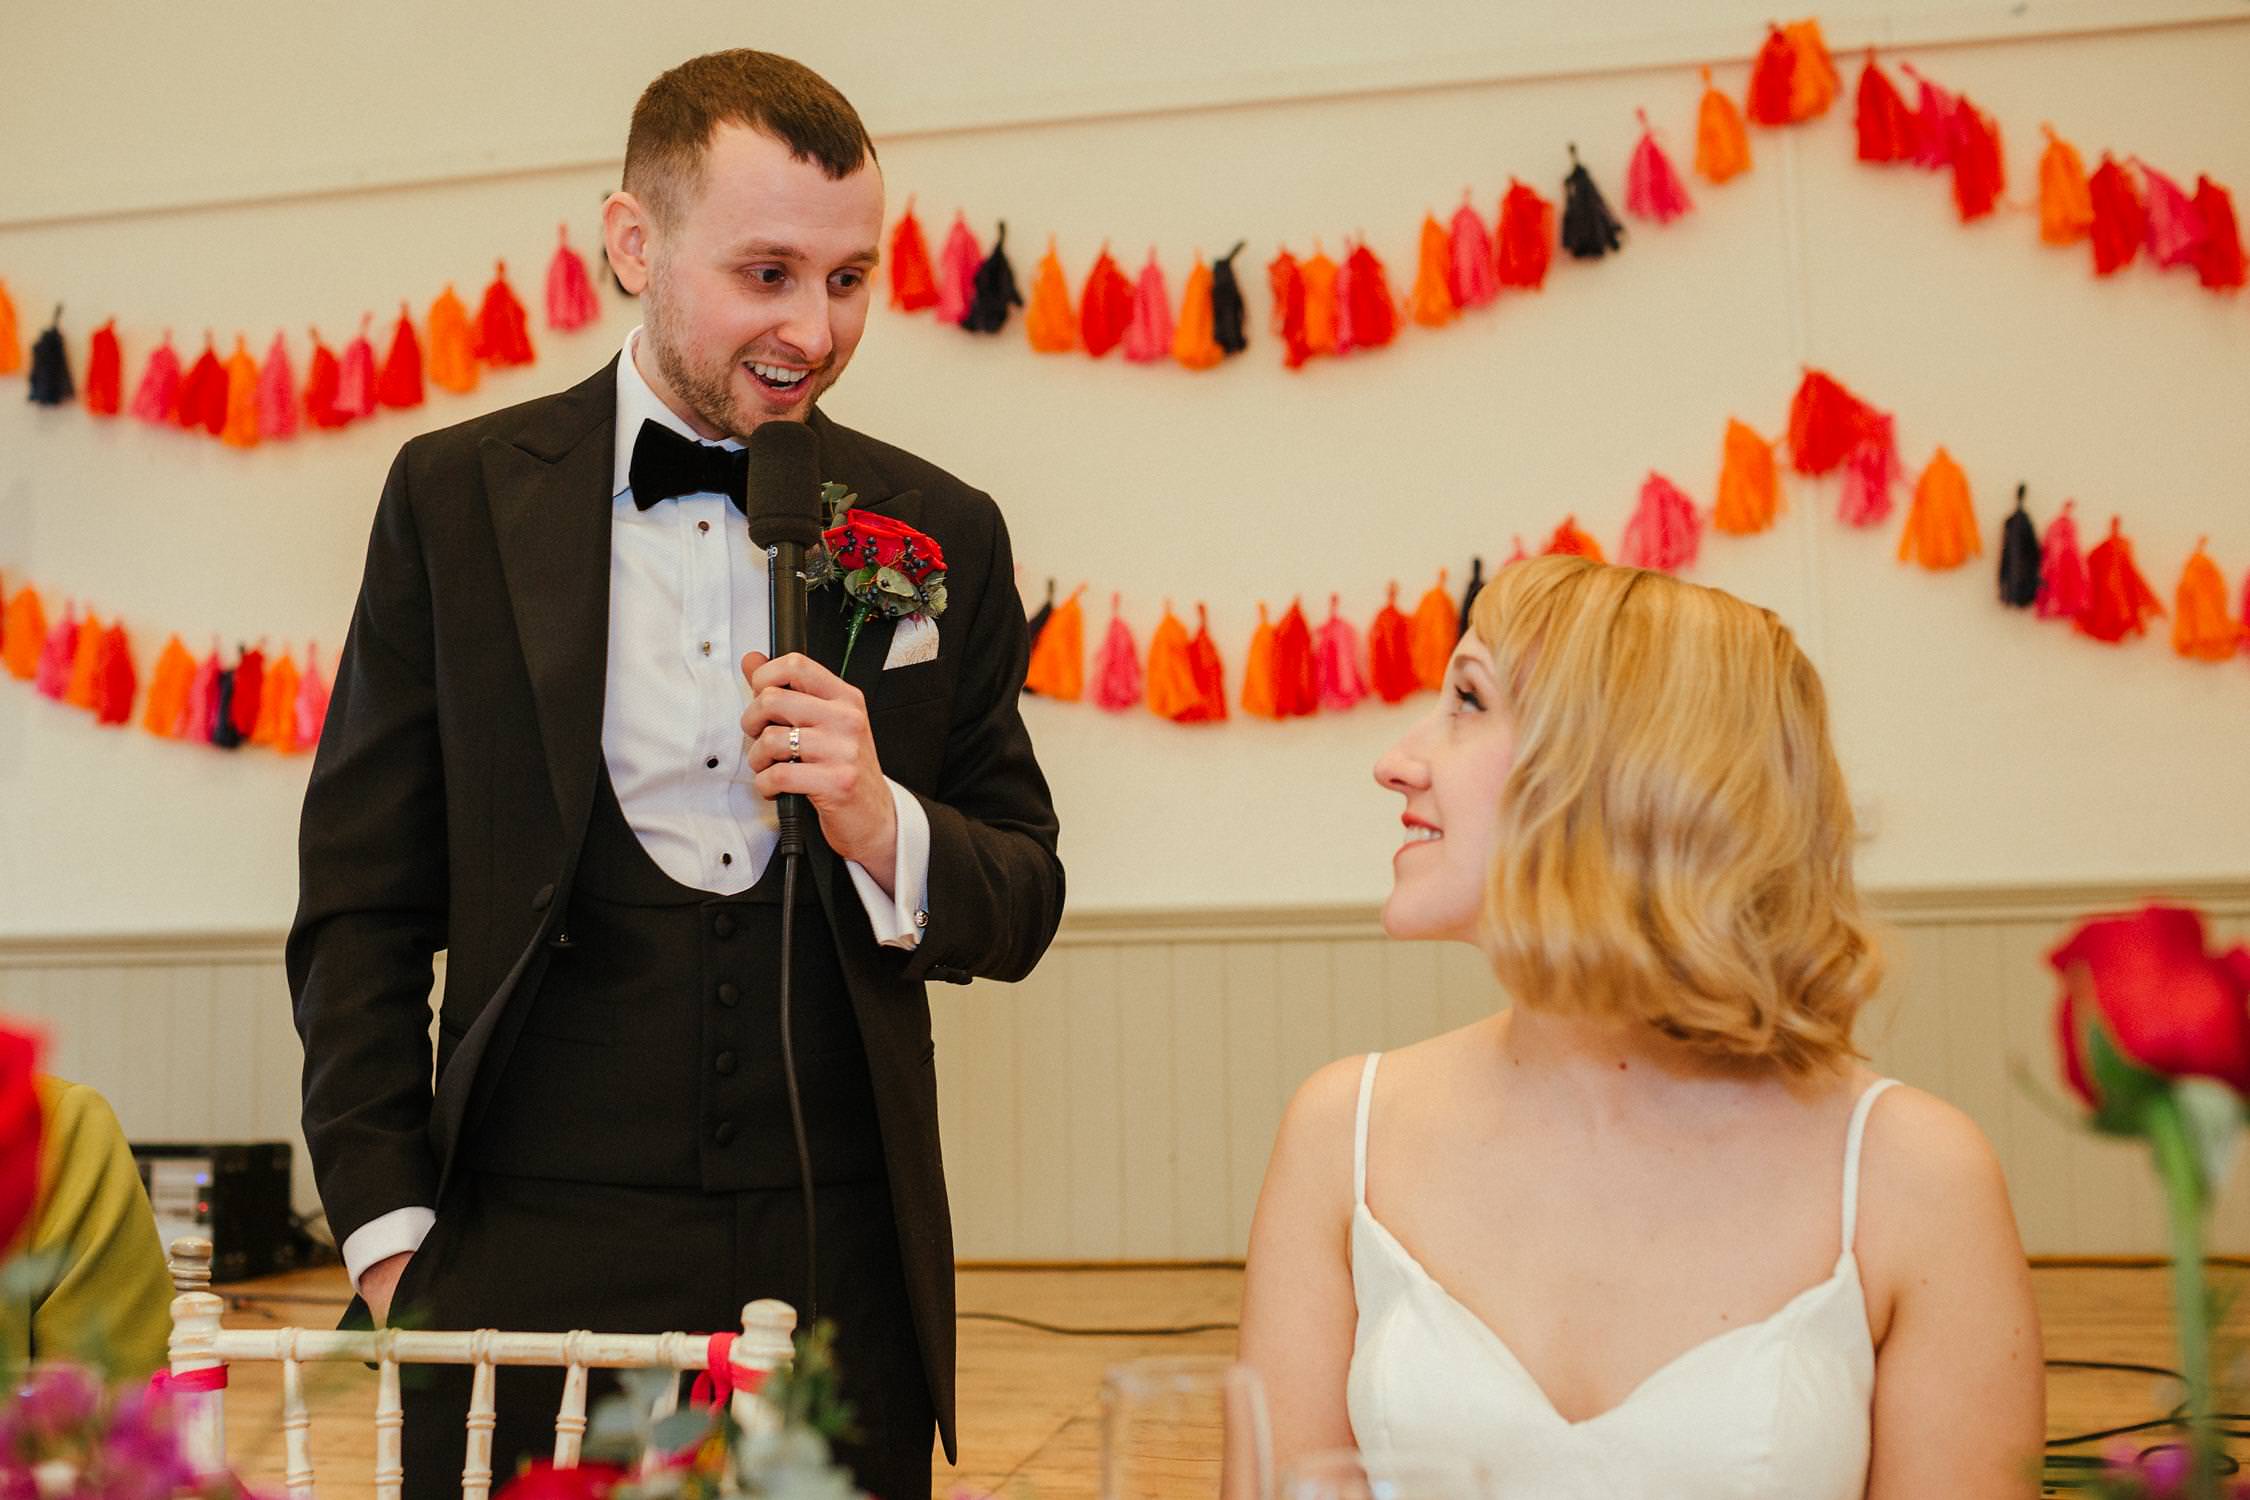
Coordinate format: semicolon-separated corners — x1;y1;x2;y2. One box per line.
706;756;719;769
701;641;712;656
698;520;710;533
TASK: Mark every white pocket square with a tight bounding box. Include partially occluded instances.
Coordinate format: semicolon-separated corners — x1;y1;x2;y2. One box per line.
883;613;941;669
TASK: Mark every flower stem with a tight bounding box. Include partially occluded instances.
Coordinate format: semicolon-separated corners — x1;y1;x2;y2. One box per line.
839;602;870;677
2145;1088;2217;1495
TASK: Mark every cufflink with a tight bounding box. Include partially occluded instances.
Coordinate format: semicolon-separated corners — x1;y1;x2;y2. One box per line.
914;908;929;929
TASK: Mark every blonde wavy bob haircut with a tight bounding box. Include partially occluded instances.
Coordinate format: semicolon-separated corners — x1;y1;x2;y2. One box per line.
1470;555;1882;1075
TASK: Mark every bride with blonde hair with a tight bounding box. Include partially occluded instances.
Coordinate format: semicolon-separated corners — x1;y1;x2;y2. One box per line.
1239;556;2043;1498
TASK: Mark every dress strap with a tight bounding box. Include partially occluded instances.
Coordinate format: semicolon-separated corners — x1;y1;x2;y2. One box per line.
1352;1053;1384;1209
1840;1077;1899;1252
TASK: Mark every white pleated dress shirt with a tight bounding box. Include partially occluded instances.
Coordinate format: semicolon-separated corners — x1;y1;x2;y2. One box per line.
341;330;930;1289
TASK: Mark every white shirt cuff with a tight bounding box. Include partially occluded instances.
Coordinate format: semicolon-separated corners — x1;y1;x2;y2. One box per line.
845;778;930;950
341;1206;436;1292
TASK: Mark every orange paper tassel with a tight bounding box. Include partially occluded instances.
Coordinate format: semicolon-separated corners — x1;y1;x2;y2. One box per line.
255;652;303;748
1242;604;1280;719
1172;258;1223;371
1542;516;1606;562
1713;419;1782;535
1896;448;1982;570
2038;126;2095;246
1144;605;1201;721
220;336;261;449
1696;68;1753;183
142;635;197;738
2171;541;2239;661
1299;248;1340;357
1784;21;1841;122
1023;585;1086;700
1409;215;1457;328
1025;239;1078;354
0;280;20;376
425;285;479;394
3;584;46;681
65;610;105;710
1407;572;1458;690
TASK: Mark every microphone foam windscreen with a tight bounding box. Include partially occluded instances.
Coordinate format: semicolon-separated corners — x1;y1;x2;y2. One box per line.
742;420;825;549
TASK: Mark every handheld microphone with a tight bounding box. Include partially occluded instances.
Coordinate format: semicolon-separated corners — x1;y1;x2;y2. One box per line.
742;420;825;859
740;417;826;1324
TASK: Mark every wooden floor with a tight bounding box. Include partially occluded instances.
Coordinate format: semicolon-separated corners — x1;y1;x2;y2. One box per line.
208;1261;2246;1499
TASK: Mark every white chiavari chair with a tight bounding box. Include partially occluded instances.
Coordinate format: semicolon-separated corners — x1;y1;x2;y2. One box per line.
161;1237;795;1500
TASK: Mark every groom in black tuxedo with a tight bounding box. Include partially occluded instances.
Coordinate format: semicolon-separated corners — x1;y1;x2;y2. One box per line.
286;50;1064;1499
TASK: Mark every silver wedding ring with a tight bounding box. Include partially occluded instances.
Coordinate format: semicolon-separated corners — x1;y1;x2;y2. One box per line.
786;726;802;762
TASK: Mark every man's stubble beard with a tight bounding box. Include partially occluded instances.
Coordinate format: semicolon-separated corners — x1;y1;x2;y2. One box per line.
644;261;823;441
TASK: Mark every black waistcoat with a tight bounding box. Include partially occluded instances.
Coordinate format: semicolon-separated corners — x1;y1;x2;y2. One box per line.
464;765;886;1190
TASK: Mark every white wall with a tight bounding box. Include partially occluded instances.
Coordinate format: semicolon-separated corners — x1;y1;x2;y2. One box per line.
3;1;2247;939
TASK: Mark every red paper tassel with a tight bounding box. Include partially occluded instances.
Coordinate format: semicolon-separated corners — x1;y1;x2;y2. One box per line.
2172;541;2239;662
84;319;122;416
1272;599;1319;718
1625;112;1693;224
189;647;221;743
304;329;347;430
1081;245;1136;359
2076;517;2162;643
1368;583;1418;704
1787;369;1877;476
1542;516;1606;562
1900;67;1956;171
1123;252;1173;364
546;223;602;331
2088;156;2145;276
179;336;227;436
129;334;181;425
1495;181;1556;290
887;201;940;314
1854;55;1918;163
2137;161;2208;269
93;624;136;727
2033;502;2091;622
1315;595;1369;711
377;304;426;410
336;314;378;420
1948;98;2005;222
473;262;535;367
1618;474;1701;572
1837;413;1902;528
257;332;299;440
1186;604;1229;723
1267;250;1311;370
936;215;981;327
2192;177;2247;290
1343;243;1399;350
1242;604;1279;719
1448;198;1499;310
1746;26;1798;127
1092;596;1142;712
230;646;266;740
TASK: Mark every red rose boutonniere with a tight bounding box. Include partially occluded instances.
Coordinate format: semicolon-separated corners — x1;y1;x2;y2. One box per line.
807;481;948;674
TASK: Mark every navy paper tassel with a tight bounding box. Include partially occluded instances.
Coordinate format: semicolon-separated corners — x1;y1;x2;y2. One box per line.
1997;483;2042;608
1211;241;1249;355
1457;556;1487;637
27;307;74;406
210;668;243;749
964;221;1022;333
1022;577;1055;695
1560;145;1626;261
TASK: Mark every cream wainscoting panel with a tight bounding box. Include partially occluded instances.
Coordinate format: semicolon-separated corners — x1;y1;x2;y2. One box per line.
2;886;2243;1260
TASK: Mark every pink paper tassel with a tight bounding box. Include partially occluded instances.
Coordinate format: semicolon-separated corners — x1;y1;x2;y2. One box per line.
295;644;331;747
130;336;182;425
2137;161;2209;269
1333;244;1359;354
336;315;378;419
545;224;601;331
936;214;982;327
1625;113;1694;225
1092;600;1143;712
1836;413;1901;527
1123;252;1173;363
190;647;223;742
34;607;78;700
1315;595;1369;710
1447;199;1498;309
256;333;299;440
1618;474;1702;573
2033;502;2090;620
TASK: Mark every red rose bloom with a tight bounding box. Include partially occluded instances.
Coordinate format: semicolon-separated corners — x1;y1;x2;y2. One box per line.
493;1460;626;1500
2050;905;2250;1116
822;510;944;581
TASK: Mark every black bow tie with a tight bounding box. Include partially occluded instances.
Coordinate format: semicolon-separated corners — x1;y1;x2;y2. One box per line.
628;419;749;512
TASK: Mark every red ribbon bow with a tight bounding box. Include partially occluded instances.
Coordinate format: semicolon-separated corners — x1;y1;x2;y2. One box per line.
689;1333;766;1409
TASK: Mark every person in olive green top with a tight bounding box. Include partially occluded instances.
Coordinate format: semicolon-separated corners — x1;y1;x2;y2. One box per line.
0;1078;172;1380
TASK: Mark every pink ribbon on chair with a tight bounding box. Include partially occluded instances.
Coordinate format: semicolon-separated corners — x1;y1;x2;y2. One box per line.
148;1366;229;1399
688;1333;766;1409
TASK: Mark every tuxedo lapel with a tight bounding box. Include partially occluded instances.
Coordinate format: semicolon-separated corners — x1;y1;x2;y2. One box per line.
482;360;619;841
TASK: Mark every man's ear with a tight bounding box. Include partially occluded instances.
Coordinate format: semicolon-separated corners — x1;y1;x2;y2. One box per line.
602;191;653;297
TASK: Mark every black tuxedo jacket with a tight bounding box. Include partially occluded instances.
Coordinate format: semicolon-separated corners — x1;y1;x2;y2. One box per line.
285;359;1065;1454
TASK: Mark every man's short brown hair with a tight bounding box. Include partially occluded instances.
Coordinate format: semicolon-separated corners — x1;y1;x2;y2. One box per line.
623;50;877;227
